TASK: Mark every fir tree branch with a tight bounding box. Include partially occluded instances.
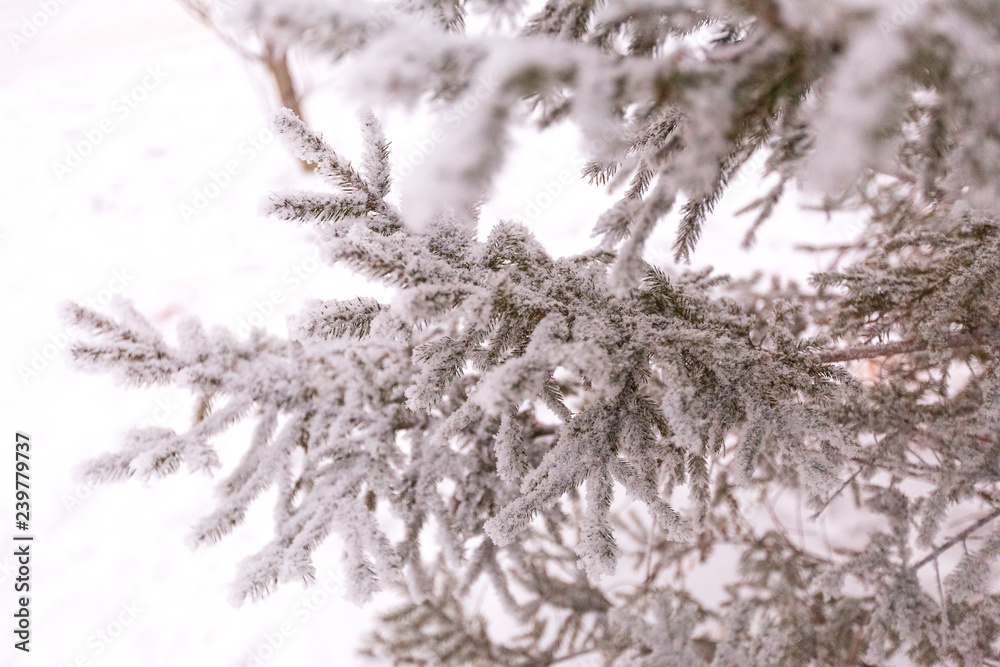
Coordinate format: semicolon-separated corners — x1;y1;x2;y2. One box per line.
817;329;1000;364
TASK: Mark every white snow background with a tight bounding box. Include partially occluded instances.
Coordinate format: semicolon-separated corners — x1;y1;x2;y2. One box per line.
0;1;862;666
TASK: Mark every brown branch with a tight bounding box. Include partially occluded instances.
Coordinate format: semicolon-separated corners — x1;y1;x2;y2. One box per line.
809;465;862;520
794;242;857;253
548;649;599;666
261;40;307;121
817;329;1000;364
912;507;1000;571
176;0;260;60
261;41;315;173
176;0;314;172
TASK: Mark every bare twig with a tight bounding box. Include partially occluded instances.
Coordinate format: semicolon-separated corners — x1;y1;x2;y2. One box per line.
176;0;313;171
817;329;1000;364
912;507;1000;571
548;648;599;666
810;466;862;520
177;0;258;59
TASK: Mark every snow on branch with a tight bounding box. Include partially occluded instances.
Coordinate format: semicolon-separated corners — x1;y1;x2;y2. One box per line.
67;1;1000;661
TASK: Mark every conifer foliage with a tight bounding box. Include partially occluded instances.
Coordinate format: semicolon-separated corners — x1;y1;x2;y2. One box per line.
66;1;1000;664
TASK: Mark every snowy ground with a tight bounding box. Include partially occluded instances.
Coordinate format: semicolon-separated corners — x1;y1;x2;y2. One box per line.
0;2;861;666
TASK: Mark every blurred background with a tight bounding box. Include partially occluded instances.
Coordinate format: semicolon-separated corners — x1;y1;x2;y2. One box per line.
0;1;856;664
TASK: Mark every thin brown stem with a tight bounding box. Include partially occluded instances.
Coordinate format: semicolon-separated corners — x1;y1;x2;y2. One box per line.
810;466;862;520
176;0;314;172
912;507;1000;571
548;648;599;666
817;329;1000;364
